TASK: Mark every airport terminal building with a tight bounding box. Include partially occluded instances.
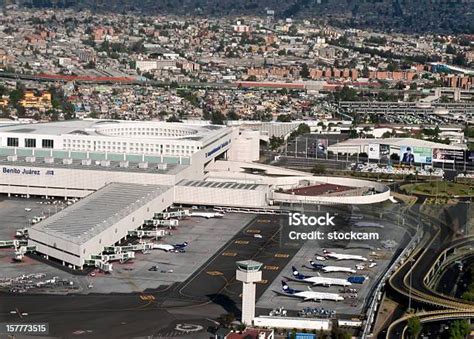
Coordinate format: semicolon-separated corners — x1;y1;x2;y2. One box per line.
0;120;391;269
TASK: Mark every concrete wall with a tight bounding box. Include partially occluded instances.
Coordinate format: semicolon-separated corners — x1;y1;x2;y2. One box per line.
174;185;269;208
228;129;260;162
253;316;331;331
0;164;178;197
80;187;174;264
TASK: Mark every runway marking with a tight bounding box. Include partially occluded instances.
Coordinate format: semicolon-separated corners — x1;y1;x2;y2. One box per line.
222;252;237;257
274;253;289;258
257;280;268;284
258;219;270;223
206;271;223;276
246;229;261;233
235;240;249;245
264;265;279;270
139;295;155;302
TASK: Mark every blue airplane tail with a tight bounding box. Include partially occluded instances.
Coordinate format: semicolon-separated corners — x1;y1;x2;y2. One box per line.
292;266;306;279
281;281;296;294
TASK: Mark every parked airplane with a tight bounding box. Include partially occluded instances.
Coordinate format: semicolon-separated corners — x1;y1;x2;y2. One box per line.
153;242;189;253
291;267;351;287
279;281;344;302
189;212;224;219
321;250;368;262
308;260;357;274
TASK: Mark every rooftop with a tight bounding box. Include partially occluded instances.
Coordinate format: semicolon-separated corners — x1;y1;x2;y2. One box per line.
177;179;267;191
30;183;171;245
0;155;187;175
0;120;229;143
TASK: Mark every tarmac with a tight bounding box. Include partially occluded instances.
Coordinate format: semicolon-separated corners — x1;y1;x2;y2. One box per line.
0;200;296;338
0;196;256;294
255;214;410;317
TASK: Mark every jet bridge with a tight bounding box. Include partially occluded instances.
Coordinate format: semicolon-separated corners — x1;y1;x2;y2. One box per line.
128;229;167;239
90;251;135;263
144;219;179;227
154;209;189;219
84;259;114;272
0;239;28;248
13;245;37;261
104;242;155;254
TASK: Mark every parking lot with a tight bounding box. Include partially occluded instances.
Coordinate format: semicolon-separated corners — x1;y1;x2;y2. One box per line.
256;215;410;317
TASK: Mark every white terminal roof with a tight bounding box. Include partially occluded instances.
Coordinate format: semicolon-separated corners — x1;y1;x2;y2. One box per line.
330;138;467;150
30;183;171;245
178;179;268;191
0;120;228;143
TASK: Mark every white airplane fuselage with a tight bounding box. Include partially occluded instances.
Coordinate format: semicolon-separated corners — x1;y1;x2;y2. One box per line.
321;266;357;274
299;276;352;287
324;252;368;261
288;290;344;302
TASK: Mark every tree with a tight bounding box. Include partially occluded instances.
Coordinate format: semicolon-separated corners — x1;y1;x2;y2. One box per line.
391;153;400;161
269;136;284;151
277;114;292;122
227;110;240;120
300;63;310;79
312;164;326;175
166;115;181;123
9;88;24;105
211;111;225;125
448;319;470;339
247;75;257;81
407;316;422;339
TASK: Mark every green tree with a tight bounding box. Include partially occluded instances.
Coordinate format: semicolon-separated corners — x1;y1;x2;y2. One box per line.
211;111;225;125
9;88;24;105
448;319;470;339
277;114;292;122
312;164;326;175
407;316;422;339
227;110;240;120
300;63;310;78
269;136;284;151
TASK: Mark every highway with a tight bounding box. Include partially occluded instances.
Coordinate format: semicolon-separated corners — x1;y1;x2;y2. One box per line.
381;202;474;338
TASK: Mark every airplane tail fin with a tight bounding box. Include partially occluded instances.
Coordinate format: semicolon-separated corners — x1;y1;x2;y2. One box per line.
176;242;188;248
281;280;295;294
292;266;306;279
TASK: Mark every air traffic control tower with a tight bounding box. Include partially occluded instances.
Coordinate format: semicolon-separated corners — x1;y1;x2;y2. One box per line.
236;260;263;325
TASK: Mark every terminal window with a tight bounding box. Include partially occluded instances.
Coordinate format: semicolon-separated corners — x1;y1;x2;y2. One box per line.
7;137;19;147
25;138;36;148
42;139;54;149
